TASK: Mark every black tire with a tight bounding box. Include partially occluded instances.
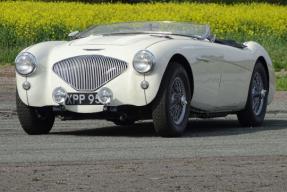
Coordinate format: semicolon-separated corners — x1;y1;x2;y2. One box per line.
16;92;55;135
237;61;268;127
152;63;191;137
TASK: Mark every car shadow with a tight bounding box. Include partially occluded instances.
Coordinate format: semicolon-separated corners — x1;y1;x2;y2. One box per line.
184;119;287;137
53;121;157;137
51;118;287;138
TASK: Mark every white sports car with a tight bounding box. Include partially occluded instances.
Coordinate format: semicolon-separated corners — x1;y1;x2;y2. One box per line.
15;21;275;137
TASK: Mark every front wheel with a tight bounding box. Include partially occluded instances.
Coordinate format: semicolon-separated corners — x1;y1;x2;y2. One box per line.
237;61;268;127
152;63;191;137
16;92;55;135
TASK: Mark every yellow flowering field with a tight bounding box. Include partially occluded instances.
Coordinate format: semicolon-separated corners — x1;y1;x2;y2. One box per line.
0;1;286;71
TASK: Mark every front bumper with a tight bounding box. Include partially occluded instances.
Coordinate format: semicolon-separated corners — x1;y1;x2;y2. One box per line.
16;66;146;113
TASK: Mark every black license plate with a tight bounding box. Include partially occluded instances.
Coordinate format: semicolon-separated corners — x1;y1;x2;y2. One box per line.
65;93;101;105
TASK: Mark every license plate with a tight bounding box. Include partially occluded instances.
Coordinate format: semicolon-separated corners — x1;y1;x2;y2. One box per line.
65;93;101;105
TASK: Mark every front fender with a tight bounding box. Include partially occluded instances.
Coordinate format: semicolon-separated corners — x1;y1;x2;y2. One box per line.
144;41;195;104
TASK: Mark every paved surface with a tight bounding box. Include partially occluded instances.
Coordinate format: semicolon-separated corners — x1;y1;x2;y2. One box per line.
0;66;287;191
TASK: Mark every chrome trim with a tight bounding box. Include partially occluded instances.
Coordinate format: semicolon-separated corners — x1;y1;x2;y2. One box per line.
53;55;127;91
15;52;37;77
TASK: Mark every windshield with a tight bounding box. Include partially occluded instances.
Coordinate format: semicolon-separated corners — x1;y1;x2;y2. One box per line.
77;21;211;39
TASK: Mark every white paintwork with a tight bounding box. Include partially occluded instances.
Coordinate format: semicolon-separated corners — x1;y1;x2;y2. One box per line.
16;33;275;114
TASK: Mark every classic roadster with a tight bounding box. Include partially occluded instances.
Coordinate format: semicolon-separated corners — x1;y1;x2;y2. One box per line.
15;21;275;137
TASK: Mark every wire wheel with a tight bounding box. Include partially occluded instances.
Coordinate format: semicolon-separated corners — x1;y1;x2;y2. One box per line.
251;72;267;116
237;61;268;127
168;77;188;125
152;63;191;137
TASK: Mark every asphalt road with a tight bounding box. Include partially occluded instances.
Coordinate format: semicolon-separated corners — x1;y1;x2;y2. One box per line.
1;114;287;163
0;66;287;191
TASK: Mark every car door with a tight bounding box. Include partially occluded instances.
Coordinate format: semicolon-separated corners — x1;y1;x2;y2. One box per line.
188;40;251;112
212;43;253;111
187;42;224;111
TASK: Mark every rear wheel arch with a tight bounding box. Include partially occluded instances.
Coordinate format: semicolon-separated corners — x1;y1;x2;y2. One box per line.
237;59;269;127
245;57;269;107
256;56;269;88
244;56;269;107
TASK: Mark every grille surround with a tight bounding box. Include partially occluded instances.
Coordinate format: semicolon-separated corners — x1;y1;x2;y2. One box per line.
52;55;128;91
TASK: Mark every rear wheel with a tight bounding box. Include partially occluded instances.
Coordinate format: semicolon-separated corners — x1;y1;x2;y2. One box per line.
152;63;191;137
16;92;55;135
237;61;268;127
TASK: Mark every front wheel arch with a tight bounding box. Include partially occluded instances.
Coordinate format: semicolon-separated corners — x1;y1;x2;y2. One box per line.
169;54;194;99
149;54;194;106
16;91;55;135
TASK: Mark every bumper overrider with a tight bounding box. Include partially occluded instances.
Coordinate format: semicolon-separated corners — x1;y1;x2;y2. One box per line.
16;54;148;114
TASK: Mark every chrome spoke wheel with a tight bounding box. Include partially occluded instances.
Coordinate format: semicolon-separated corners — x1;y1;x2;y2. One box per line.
251;72;267;116
168;77;187;125
152;63;191;137
237;62;268;127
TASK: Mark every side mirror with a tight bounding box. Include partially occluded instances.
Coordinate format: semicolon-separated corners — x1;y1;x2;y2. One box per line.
68;31;79;39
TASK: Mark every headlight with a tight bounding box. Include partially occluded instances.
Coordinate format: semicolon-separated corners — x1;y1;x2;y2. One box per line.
15;52;37;76
133;50;155;73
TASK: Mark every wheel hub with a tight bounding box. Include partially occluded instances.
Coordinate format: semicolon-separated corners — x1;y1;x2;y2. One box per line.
181;95;187;106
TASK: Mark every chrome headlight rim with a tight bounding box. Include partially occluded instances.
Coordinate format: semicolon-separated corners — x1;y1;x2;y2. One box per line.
133;50;155;74
15;52;37;76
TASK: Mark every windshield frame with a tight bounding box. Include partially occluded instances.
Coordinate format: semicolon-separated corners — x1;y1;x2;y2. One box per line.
76;21;211;40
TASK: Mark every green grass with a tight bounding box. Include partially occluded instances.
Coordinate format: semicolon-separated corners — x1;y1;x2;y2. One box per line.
276;76;287;91
263;39;287;71
0;2;286;70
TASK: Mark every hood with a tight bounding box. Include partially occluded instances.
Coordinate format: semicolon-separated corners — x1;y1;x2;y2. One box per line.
23;34;171;68
69;34;169;47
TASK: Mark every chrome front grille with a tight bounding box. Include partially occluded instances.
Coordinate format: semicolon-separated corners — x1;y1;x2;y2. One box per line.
53;55;128;91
